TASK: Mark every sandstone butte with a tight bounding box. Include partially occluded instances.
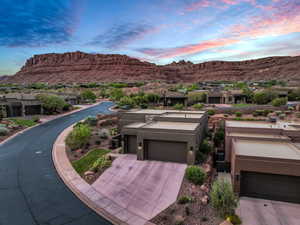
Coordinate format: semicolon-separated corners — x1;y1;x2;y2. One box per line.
2;51;300;84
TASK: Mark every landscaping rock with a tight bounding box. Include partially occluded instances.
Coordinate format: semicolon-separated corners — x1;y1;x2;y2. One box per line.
200;184;209;193
201;195;209;205
84;171;95;180
220;220;233;225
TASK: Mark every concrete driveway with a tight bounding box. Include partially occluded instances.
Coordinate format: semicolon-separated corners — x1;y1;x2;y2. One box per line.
92;154;186;221
236;197;300;225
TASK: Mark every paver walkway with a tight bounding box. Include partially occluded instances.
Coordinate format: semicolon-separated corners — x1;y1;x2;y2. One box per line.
92;154;187;224
236;197;300;225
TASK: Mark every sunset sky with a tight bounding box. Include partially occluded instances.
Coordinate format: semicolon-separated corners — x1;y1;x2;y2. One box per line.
0;0;300;75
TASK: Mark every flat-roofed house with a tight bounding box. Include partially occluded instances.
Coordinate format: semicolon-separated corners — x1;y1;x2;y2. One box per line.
120;109;208;164
224;120;300;203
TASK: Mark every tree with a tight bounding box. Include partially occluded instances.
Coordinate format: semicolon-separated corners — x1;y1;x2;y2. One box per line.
80;90;96;102
65;124;91;150
214;125;225;147
288;88;300;101
118;96;134;107
145;93;160;103
210;179;239;218
253;89;278;104
188;92;207;104
109;88;124;101
272;97;287;107
37;94;67;114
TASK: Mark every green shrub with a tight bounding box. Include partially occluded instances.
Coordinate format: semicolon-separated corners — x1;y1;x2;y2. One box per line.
196;151;207;164
174;103;184;110
37;94;68;114
63;103;72;111
235;111;242;117
200;139;212;154
178;195;192;204
271;97;287;107
185;166;206;185
213;126;225;147
85;116;97;126
192;103;204;110
253;89;278;104
227;214;242;225
66;124;92;150
207;109;215;116
9;118;37;127
296;112;300;118
90;156;112;172
0;127;9;136
80;90;97;102
210;179;238;218
32;116;40;123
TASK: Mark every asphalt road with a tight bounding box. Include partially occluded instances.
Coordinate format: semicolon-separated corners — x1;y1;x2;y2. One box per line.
0;102;115;225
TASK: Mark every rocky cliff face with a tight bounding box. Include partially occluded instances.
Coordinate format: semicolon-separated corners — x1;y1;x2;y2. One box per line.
2;51;300;84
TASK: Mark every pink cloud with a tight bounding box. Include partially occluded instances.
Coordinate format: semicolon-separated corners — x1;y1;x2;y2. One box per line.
229;1;300;39
185;0;212;12
139;38;239;58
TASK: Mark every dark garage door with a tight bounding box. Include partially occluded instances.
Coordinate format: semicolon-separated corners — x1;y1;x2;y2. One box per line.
240;171;300;203
126;135;137;154
145;140;187;163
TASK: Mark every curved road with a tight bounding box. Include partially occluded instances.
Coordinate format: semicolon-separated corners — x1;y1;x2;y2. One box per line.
0;102;115;225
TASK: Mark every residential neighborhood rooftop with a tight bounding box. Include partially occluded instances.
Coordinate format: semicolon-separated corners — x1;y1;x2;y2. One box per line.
143;121;199;130
233;139;300;160
160;113;203;119
228;132;291;140
226;120;300;131
124;121;199;131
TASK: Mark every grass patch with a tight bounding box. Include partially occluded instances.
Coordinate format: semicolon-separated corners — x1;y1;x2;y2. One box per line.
8;118;37;127
232;103;253;108
72;149;110;175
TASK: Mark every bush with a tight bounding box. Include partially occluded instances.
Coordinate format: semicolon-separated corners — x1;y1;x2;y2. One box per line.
185;166;206;185
188;92;206;104
200;139;212;154
9;118;37;127
98;128;110;139
32;116;40;123
226;214;242;225
178;195;192;204
210;179;238;218
63;103;72;111
66;124;92;150
235;111;242;117
253;89;278;104
80;90;97;102
192;103;204;110
196;151;207;164
271;97;287;107
207;109;215;116
213;126;225;147
90;156;112;172
85;116;97;126
174;103;184;110
37;94;68;114
0;127;9;136
296;112;300;118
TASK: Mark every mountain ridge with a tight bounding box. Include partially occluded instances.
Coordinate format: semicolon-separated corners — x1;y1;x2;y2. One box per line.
2;51;300;84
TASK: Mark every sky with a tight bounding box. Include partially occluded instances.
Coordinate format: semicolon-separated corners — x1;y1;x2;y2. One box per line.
0;0;300;75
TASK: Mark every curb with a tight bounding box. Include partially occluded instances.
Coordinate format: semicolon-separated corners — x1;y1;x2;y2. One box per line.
52;122;128;225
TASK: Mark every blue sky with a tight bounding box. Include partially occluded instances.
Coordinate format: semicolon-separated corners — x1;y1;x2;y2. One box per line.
0;0;299;75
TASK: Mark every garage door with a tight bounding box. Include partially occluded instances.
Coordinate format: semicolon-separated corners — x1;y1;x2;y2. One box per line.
145;140;187;163
240;171;300;203
126;135;137;154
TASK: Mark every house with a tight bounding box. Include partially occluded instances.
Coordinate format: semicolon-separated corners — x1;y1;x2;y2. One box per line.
161;91;188;106
223;120;300;203
119;109;208;164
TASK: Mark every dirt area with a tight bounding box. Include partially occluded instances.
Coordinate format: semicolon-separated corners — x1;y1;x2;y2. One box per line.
151;158;223;225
